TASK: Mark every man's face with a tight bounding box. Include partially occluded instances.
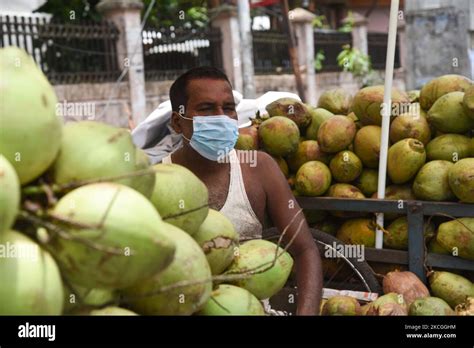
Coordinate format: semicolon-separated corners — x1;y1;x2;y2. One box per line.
172;78;237;141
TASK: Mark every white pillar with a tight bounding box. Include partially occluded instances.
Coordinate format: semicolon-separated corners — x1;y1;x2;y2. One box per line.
345;12;368;56
97;0;146;124
290;8;317;105
237;0;256;98
210;4;243;93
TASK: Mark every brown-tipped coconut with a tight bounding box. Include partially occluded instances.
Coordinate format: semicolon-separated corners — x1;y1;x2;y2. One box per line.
317;115;356;153
286;140;331;172
383;271;429;306
329;150;363;183
258;116;300;156
351;85;409;126
336;218;375;247
295;161;332;196
265;98;312;129
389;104;431;145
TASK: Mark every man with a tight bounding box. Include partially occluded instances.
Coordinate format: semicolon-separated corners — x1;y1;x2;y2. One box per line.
161;67;322;315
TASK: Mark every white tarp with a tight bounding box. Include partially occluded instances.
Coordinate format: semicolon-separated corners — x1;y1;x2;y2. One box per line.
131;90;301;164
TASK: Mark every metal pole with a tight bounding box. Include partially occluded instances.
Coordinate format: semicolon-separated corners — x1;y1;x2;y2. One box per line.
280;0;306;101
375;0;399;249
237;0;256;98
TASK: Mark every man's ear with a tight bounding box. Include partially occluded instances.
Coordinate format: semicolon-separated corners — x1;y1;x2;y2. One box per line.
170;111;182;134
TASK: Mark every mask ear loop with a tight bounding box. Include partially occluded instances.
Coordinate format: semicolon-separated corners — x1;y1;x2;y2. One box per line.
177;114;193;142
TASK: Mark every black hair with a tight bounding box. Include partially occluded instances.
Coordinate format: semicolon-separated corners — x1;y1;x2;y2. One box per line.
169;66;232;114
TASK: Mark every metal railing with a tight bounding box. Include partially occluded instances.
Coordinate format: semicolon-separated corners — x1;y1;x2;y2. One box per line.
252;30;291;75
298;197;474;284
368;32;401;70
314;30;352;72
142;25;222;81
0;14;121;84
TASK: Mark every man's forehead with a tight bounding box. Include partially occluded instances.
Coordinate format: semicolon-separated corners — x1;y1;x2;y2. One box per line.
187;78;234;102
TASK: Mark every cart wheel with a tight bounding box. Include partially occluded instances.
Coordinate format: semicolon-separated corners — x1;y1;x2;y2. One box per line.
264;227;382;314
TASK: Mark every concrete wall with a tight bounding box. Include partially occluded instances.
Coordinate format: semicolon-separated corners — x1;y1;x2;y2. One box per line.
54;69;405;128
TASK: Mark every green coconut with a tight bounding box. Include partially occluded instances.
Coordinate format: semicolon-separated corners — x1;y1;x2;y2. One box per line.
266;98;312;129
322;296;360;316
354;169;378;197
389;105;431;145
329;151;363;183
0;46;62;184
427;92;474;134
317;115;356;153
0;155;20;233
372;184;416;221
235;126;259;150
63;284;118;314
130;148;156;198
409;297;455;315
407;90;420;103
353;125;382;168
0;230;64;315
313;218;340;236
53;121;147;190
448;158;474;203
336;218;375;247
224;239;294;300
413;160;455;201
305;107;334;140
384;217;435;250
286;140;331;172
437;218;474;260
429;271;474;308
150;163;209;236
428;238;451;255
327;184;366;218
351;85;409;126
197;284;265;315
123;223;212;315
258;116;300;156
387;138;426;184
426;134;472;162
193;209;238;275
295;161;332;196
317;88;353;115
463;84;474;119
49;183;176;289
419;74;472;110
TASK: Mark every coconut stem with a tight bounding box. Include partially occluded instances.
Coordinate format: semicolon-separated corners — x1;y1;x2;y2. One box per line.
22;167;167;195
18;210;124;256
120;213;306;301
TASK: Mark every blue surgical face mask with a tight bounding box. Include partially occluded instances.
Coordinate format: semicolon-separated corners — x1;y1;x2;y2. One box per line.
179;114;239;161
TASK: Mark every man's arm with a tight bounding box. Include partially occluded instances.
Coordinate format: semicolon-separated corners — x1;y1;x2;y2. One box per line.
257;152;323;315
